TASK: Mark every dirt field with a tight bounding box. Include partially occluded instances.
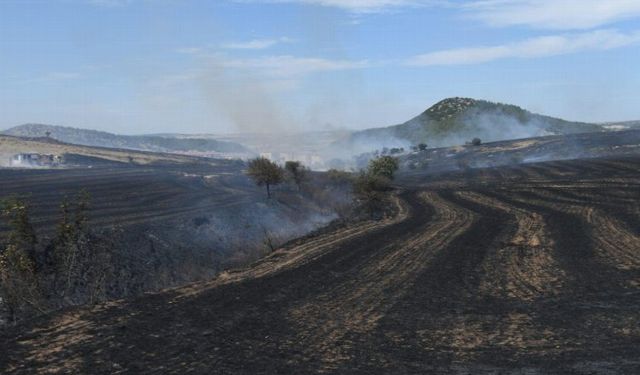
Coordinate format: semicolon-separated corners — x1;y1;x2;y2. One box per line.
0;160;339;305
2;155;640;374
0;164;251;235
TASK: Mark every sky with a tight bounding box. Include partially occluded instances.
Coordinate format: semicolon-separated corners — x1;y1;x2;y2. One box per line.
1;0;640;135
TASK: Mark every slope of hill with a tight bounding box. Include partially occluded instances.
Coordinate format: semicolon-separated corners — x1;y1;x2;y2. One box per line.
349;97;604;149
0;134;227;167
2;124;251;155
2;153;640;374
398;128;640;175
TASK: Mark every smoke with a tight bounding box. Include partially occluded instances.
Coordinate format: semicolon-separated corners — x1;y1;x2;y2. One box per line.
195;203;337;254
323;131;412;170
199;57;298;134
424;108;554;148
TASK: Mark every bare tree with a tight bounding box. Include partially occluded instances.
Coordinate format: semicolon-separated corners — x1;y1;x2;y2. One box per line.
246;157;284;198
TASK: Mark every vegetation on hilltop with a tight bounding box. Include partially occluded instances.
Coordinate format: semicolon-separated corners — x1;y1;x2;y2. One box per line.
350;97;604;147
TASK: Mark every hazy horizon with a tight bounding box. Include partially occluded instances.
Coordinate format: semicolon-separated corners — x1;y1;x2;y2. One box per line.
2;0;640;135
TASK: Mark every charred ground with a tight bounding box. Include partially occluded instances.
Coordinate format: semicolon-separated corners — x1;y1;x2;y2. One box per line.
1;151;639;374
0;145;343;312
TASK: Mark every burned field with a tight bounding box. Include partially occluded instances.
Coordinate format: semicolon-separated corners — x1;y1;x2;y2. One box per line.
1;153;639;374
0;163;249;235
0;159;339;306
402;128;640;173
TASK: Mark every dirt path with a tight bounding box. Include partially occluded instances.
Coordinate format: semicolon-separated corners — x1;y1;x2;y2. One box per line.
2;157;640;374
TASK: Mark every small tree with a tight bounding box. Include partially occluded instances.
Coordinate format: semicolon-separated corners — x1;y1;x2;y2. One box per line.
352;156;400;218
353;171;392;217
0;198;41;323
50;191;112;307
471;137;482;146
368;156;399;180
418;143;428;151
52;191;90;302
246;157;284;198
284;161;308;191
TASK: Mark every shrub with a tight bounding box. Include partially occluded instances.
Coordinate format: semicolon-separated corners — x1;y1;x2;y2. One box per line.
367;156;399;180
0;198;41;323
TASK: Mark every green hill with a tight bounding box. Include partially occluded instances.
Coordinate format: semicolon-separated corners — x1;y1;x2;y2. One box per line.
2;124;251;155
351;97;604;147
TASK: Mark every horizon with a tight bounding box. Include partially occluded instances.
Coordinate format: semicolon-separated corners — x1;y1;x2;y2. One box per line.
2;1;640;135
4;95;638;138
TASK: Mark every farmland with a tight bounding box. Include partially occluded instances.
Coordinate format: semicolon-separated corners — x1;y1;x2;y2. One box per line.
2;153;639;374
0;142;339;303
0;165;250;235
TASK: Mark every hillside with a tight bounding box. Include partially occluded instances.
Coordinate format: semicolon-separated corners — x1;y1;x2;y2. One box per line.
398;128;640;175
349;97;604;149
0;134;227;167
2;124;251;156
2;153;640;374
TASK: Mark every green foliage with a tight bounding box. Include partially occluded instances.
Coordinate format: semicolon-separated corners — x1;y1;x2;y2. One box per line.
352;155;400;218
353;172;392;195
353;172;392;217
1;199;37;260
368;156;399;180
352;97;603;145
471;137;482;146
246;157;285;198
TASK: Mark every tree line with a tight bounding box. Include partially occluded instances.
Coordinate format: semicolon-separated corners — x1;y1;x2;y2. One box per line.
245;155;399;217
246;158;309;198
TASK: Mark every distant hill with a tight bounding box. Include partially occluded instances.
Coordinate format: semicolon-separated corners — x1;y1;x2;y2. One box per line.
0;134;234;167
349;97;605;149
2;124;251;155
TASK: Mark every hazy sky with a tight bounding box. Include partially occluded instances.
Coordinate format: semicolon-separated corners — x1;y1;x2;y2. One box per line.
1;0;640;134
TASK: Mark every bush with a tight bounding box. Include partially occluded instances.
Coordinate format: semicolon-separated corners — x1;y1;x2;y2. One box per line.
353;172;392;217
0;193;117;325
367;156;399;180
352;156;399;218
0;198;41;323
